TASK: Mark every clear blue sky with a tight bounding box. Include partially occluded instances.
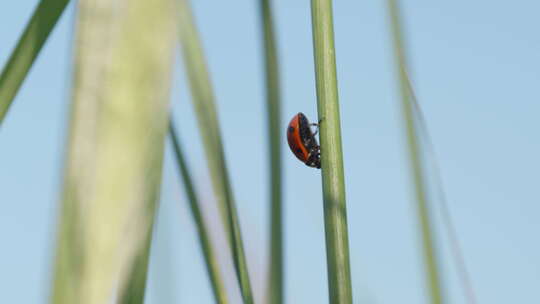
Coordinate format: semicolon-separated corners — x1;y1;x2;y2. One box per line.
1;1;539;303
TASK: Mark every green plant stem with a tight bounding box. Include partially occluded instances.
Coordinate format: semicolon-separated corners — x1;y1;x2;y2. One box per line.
387;1;444;303
259;0;284;303
51;0;176;302
310;1;352;303
169;122;229;304
176;1;254;303
0;0;69;126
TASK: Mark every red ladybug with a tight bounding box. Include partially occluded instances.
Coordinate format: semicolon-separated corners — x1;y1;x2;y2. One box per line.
287;112;321;169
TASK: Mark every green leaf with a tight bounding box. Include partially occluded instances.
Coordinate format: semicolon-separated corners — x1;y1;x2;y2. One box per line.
387;1;445;303
169;122;229;304
176;0;254;303
0;0;69;126
50;0;177;302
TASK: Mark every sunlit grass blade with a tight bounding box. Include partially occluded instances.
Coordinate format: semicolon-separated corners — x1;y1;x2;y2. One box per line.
310;1;353;303
169;121;229;304
258;0;284;303
0;0;69;126
50;0;177;302
176;1;254;303
387;1;444;303
407;79;478;304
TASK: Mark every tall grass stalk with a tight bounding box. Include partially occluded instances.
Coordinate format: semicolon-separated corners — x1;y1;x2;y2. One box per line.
176;1;254;303
259;0;284;303
169;122;229;304
310;0;353;303
387;1;444;303
51;0;176;302
0;0;69;125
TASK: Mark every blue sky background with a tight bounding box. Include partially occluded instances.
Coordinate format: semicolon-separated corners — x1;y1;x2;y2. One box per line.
1;1;539;303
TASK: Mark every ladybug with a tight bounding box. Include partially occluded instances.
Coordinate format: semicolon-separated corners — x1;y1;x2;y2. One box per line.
287;112;321;169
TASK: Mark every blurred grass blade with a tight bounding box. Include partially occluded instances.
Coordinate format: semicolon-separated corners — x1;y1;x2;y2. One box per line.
176;1;254;303
0;0;69;126
407;79;478;304
310;1;353;303
50;0;176;302
119;235;153;304
258;0;284;303
169;121;229;304
387;1;444;303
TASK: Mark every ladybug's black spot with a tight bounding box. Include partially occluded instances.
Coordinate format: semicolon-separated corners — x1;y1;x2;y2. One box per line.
295;148;303;155
288;126;295;133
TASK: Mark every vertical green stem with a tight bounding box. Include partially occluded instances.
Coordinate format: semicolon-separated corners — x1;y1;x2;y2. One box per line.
388;1;444;303
176;1;254;303
310;1;352;303
169;122;229;304
0;0;69;125
259;0;284;303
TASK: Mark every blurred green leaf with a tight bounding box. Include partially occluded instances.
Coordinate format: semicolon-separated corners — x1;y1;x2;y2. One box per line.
387;1;444;303
0;0;69;126
258;0;284;303
176;0;254;303
169;122;229;304
407;69;478;304
50;0;177;302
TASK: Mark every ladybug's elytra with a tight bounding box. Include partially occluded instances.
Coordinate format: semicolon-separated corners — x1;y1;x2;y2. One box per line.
287;112;321;169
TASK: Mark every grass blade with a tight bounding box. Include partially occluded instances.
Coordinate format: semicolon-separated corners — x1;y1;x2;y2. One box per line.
310;1;353;303
176;1;254;303
119;235;153;304
169;121;229;304
0;0;69;126
50;0;176;302
387;1;444;303
258;1;284;303
407;79;478;304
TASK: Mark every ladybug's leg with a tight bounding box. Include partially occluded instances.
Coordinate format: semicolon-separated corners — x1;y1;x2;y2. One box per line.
307;145;321;159
306;147;321;168
305;136;318;147
306;150;317;166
